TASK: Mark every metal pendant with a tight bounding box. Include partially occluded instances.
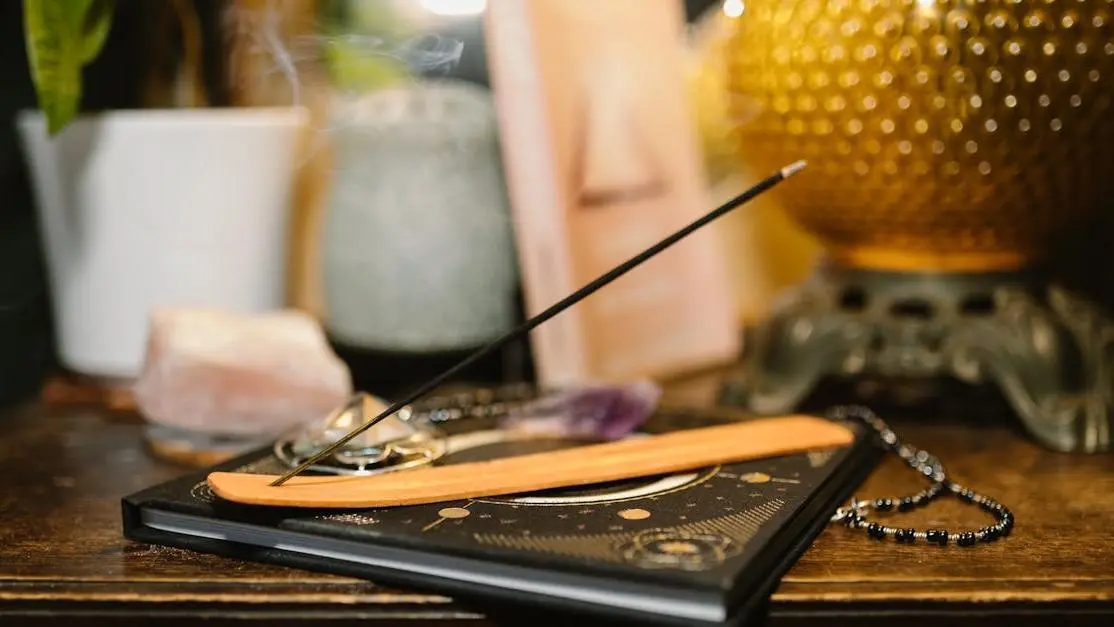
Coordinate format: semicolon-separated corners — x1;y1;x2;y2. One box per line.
274;393;447;476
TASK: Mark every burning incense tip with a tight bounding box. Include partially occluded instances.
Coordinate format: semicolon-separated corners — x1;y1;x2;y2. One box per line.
780;160;807;178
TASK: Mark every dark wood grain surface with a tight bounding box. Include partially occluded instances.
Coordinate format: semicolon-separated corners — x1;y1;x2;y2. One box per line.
2;371;1112;626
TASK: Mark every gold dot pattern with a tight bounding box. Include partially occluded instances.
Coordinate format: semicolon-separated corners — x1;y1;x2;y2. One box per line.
740;472;772;484
721;0;1114;271
437;507;471;519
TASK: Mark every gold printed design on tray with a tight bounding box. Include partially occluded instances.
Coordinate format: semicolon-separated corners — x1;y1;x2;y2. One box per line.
190;480;216;503
472;499;785;570
320;513;380;526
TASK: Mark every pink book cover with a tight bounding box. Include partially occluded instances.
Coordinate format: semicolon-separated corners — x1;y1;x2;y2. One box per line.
484;0;740;386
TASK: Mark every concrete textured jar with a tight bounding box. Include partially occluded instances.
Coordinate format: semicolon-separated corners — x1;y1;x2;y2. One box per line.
320;80;519;352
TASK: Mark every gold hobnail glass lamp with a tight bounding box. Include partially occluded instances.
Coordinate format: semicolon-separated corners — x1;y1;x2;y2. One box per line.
696;0;1114;453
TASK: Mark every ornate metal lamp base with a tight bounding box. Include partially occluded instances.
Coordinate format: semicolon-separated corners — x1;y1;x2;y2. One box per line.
720;262;1113;453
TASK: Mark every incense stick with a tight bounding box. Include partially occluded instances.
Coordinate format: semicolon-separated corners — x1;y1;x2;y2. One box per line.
270;160;807;486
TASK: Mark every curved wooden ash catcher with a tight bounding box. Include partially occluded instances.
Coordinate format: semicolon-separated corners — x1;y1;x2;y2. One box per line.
207;162;846;509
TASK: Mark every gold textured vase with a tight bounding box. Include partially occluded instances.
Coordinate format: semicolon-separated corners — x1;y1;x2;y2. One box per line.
717;0;1114;272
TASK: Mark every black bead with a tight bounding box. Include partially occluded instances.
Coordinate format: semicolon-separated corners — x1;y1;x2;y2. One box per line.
981;526;999;541
867;522;886;539
893;528;915;542
957;532;977;546
925;529;948;545
898;497;916;512
874;498;894;511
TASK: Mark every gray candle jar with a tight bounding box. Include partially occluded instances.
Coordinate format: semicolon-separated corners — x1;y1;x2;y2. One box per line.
321;80;519;352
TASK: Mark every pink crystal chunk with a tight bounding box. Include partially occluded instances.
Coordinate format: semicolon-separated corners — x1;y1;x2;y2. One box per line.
132;308;353;438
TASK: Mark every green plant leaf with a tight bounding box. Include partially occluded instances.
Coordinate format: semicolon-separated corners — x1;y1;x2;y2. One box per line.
23;0;115;135
324;38;409;92
81;0;115;63
318;0;414;93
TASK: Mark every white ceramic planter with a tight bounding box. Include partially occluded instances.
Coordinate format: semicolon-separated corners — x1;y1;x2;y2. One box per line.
17;107;308;379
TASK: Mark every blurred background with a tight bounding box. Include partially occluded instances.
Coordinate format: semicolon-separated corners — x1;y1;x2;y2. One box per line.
0;0;815;408
5;0;1114;457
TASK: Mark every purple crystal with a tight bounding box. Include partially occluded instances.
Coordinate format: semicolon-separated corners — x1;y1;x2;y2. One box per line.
499;380;662;440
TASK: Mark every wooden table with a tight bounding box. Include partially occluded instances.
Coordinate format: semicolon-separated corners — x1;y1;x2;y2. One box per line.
2;372;1112;626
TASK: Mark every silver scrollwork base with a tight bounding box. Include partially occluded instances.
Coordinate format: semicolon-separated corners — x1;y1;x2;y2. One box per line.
721;263;1114;453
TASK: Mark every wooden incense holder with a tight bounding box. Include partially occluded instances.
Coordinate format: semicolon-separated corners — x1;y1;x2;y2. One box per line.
207;415;855;509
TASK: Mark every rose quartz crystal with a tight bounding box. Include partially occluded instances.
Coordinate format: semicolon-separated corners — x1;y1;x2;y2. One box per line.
132;308;353;438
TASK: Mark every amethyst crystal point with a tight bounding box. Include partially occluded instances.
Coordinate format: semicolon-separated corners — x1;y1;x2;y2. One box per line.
500;380;662;440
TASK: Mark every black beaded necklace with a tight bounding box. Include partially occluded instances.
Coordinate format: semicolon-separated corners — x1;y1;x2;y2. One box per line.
827;404;1014;546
